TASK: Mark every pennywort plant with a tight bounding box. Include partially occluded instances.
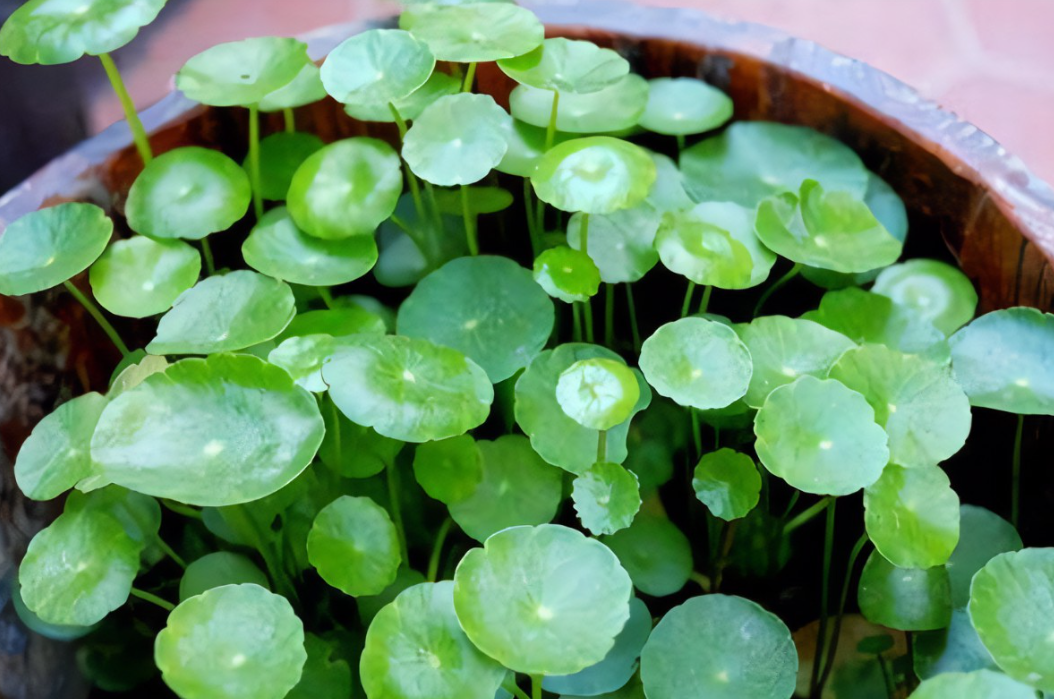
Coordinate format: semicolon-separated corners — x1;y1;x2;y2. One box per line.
2;1;1054;699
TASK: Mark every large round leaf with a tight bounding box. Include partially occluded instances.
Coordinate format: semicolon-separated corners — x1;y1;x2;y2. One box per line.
15;392;108;501
640;595;797;699
864;464;960;569
692;448;761;521
155;584;306;699
639;317;752;411
307;496;401;596
969;548;1054;691
497;37;629;94
320;29;434;107
600;513;693;597
571;462;641;536
510;74;648;134
322;334;493;442
401;2;543;62
126;146;252;240
566;205;661;284
287;138;403;240
911;670;1037;699
858;551;951;631
639;77;733;136
361;582;507;699
397;255;553;382
946;505;1022;609
0;203;112;295
176;37;309;107
402;93;510;186
412;435;483;505
533;137;656;215
873;259;977;336
89;236;200;318
0;0;165;65
146;270;295;355
949;307;1054;415
754;376;889;496
452;524;633;676
179;552;269;602
91;354;324;506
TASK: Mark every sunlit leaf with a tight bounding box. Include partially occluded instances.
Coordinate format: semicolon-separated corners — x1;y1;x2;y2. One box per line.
864;464;960;569
307;495;401;596
532;137;656;214
403;93;511;186
259;62;326;111
401;2;543;62
497;37;629;94
89;236;200;318
321;29;434;107
278;306;387;341
510;74;648;134
638;77;732;136
533;245;601;303
267;334;344;392
872;259;977;336
557;358;641;431
572;462;641;536
177;37;309;107
15;392;107;501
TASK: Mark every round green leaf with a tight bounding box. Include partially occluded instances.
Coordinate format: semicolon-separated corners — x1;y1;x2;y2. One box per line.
11;581;97;642
452;524;633;676
557;358;641;431
534;245;601;303
754;376;889;496
307;495;401;596
146;270;295;355
497;38;629;94
279;306;387;341
914;609;999;680
0;202;112;295
179;552;270;602
126;146;251;240
91;354;324;506
911;670;1036;699
969;548;1054;691
412;435;483;505
322;334;493;442
247;132;324;201
358;567;426;626
259;62;326;111
496;118;565;177
177;37;309;107
320;29;435;107
65;486;162;549
864;464;960;569
532;137;656;214
155;584;306;699
600;513;692;597
656;201;776;289
89;236;200;318
397;256;553;382
830;345;971;469
267;334;344;392
692;448;761;521
448;435;563;542
243;207;377;286
287;137;402;240
362;581;507;699
639;317;752;411
873;259;977;336
286;634;352;699
567;205;661;284
344;70;460;123
0;0;165;65
858;551;951;631
638;77;733;136
640;594;797;699
946;505;1022;609
510;74;648;134
733;315;856;409
680;121;869;207
572;462;642;536
15;392;108;501
19;506;139;626
645;150;695;213
402;93;510;186
401;2;543;62
949;307;1054;415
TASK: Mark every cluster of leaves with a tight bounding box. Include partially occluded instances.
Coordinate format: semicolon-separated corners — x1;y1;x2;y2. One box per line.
2;1;1054;699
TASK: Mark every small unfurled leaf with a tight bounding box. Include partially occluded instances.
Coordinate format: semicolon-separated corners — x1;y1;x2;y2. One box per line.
692;448;761;521
307;495;401;596
177;37;309;107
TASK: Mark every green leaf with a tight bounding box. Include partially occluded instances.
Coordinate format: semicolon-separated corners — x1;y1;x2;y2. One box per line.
307;495;401;596
510;74;648;134
267;334;344;392
533;245;601;303
680;121;869;207
374;193;467;287
567;205;661;284
497;38;629;94
15;392;108;500
873;259;977;336
246;132;324;201
320;29;435;107
344;70;460;123
946;505;1022;609
89;236;200;318
639;77;733;136
532;137;656;214
0;203;112;295
65;486;161;549
572;462;641;536
496;118;562;177
259;62;326;111
858;551;951;631
413;434;483;505
176;37;309;107
397;255;554;382
733;315;856;409
656;202;776;289
362;582;507;699
318;395;403;478
911;670;1037;699
285;634;353;699
433;186;514;216
639;317;752;410
287;137;403;240
0;0;165;65
155;584;307;699
243;207;377;286
914;609;998;680
109;352;167;395
557;358;641;431
452;524;633;675
754;376;889;496
601;513;693;597
18;506;139;626
645;150;695;213
949;307;1054;415
403;93;511;186
864;464;960;569
969;548;1054;691
358;567;427;626
561;675;646;699
91;354;324;506
640;595;798;699
146;270;295;355
10;581;97;642
126;146;251;240
829;345;972;469
692;448;761;521
449;435;563;542
401;2;543;62
278;306;387;341
179;552;269;602
323;334;493;442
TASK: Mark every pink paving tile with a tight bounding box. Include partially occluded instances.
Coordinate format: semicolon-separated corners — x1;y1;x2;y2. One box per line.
964;0;1054;66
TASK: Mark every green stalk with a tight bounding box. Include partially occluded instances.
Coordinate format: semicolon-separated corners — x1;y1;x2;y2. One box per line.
248;103;264;220
1012;413;1024;529
98;53;153;165
283;107;295;133
754;262;802;316
130;587;175;612
676;133;686;153
161;499;203;521
226;505;299;604
545;90;561;150
572;302;583;342
389;103;428;226
461;185;479;255
503;678;531;699
461;62;477;92
783;496;832;536
427;518;454;582
699;285;713;315
817;533;870;694
387;461;408;560
712;520;739;593
625;284;642;353
604;284;615;347
876;654;895;699
690;410;702;461
809;498;837;697
328;398;342;474
532;675;543;699
583;298;595;343
155;536;187;569
524;178;541;256
579;213;590;253
318;287;335;309
62;280;130;357
200;238;216;275
681;281;696;318
597;430;607;463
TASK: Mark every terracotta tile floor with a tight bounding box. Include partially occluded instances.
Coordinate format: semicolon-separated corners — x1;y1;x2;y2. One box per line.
84;0;1054;185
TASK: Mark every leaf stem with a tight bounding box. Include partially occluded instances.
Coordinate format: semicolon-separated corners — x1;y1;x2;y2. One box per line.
545;90;561;151
625;284;641;353
461;186;479;255
809;498;837;697
461;62;477;93
248;103;264;220
817;532;870;694
283;107;295;133
676;133;687;153
386;460;408;561
698;285;713;315
597;430;607;464
427;517;454;582
524;179;540;257
225;504;299;604
572;302;583;342
690;409;702;461
130;587;175;612
1012;413;1024;529
783;496;833;536
98;53;153;165
161;499;203;520
318;286;335;309
503;677;531;699
681;280;696;318
155;535;187;569
754;262;802;316
532;674;543;699
200;238;216;275
583;298;595;343
389;103;428;227
579;213;590;253
604;284;615;347
62;280;130;357
712;519;739;593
